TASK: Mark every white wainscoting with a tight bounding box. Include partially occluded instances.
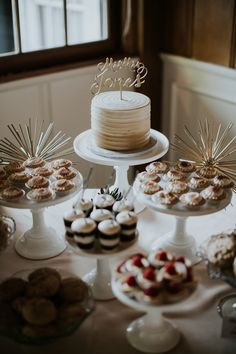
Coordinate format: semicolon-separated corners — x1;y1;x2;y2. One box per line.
0;65;115;187
161;54;236;160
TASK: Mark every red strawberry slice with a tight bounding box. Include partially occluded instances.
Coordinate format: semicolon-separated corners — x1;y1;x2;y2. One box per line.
156;250;167;261
165;262;177;275
143;267;155;280
176;256;185;263
125;275;136;287
132;255;143;267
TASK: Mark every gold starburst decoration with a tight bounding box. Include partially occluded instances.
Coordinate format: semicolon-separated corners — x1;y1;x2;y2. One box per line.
0;119;74;165
171;119;236;191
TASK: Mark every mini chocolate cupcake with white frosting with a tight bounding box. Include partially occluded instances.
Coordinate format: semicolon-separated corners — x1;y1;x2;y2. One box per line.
74;198;93;217
63;209;84;238
90;208;113;225
71;218;96;250
112;199;134;216
116;211;137;242
98;219;121;251
93;194;115;211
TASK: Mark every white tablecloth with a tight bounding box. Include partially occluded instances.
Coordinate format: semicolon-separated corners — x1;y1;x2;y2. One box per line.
0;191;236;353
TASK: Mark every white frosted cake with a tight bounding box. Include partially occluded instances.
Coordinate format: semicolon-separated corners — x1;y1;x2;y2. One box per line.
91;91;151;151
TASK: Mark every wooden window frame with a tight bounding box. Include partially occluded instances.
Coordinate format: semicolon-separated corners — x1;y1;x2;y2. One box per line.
0;0;122;80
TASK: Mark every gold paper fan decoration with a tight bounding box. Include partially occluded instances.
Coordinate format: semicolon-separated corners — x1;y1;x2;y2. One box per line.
171;119;236;190
0;119;74;164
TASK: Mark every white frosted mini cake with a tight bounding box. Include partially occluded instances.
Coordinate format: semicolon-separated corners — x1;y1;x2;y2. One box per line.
91;91;151;151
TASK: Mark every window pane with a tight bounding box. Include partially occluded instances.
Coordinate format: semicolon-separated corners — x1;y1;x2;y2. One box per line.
67;0;108;45
19;0;66;52
0;0;16;55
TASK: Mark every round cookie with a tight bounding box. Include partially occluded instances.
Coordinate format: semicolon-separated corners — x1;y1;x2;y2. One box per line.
58;277;88;303
57;302;86;327
26;268;61;297
0;277;26;301
22;298;57;326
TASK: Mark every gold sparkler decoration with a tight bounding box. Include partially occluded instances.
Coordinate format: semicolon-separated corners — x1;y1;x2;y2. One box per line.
171;119;236;191
0;119;74;164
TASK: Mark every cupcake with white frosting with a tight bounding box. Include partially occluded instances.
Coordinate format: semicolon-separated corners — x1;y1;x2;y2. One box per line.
90;208;113;225
93;194;115;211
112;199;134;216
71;218;96;250
116;211;137;242
74;198;93;217
63;209;84;238
98;219;121;251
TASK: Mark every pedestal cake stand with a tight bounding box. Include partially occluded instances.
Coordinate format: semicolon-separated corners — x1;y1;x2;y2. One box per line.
0;173;83;260
67;235;138;301
73;129;169;210
112;277;197;353
134;187;232;264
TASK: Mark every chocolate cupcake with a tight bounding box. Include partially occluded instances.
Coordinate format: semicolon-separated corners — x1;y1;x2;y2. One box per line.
98;219;121;251
93;194;115;211
74;198;93;216
71;218;96;250
112;199;134;216
90;208;113;225
116;211;137;242
63;209;84;238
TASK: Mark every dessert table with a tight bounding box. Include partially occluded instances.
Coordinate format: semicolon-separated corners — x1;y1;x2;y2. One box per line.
0;190;236;354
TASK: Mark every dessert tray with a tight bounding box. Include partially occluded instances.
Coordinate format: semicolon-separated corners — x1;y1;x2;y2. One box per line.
0;268;95;345
111;251;197;353
0;170;83;260
134;168;232;264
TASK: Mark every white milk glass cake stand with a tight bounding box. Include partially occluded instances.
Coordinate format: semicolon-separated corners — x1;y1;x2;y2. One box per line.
67;236;138;301
134;187;232;264
73;129;169;212
111;277;198;353
0;173;83;260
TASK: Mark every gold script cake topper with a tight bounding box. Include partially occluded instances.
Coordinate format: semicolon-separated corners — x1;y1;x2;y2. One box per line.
90;57;148;99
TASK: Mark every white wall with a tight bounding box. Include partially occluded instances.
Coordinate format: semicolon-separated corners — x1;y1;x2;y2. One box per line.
161;54;236;161
0;64;114;187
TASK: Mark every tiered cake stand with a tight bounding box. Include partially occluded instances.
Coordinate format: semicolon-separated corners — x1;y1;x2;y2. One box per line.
73;129;169;211
111;275;197;353
0;173;83;260
134;187;232;264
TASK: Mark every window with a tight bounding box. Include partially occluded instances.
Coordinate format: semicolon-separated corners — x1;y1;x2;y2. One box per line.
0;0;121;77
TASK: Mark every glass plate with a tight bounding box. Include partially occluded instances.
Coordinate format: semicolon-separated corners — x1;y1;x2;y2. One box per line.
0;268;95;345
